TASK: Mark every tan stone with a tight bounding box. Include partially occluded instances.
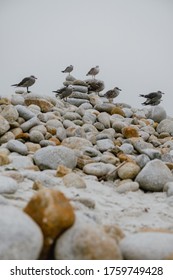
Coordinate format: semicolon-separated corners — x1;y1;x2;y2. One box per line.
32;180;45;191
111;107;125;116
56;165;72;177
63;173;87;188
15;132;30;141
25;142;41;153
103;224;125;243
122;126;139;138
49;137;61;145
25;99;53;113
24;189;75;259
0;152;10;166
117;162;140;179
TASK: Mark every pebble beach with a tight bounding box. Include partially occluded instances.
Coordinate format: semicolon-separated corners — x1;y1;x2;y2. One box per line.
0;74;173;260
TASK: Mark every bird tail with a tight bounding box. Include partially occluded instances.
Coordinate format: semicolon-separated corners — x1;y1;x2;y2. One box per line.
61;71;65;73
139;94;145;97
11;84;17;87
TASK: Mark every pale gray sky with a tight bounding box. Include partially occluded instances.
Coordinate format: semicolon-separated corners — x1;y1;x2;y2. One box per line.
1;0;173;114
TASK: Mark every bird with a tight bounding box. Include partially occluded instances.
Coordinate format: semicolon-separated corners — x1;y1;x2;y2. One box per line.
61;65;73;75
53;85;74;101
86;66;99;79
142;97;162;106
139;91;164;100
11;75;37;93
104;87;122;103
140;90;165;106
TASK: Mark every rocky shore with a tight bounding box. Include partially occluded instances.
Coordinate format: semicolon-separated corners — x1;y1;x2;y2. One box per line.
0;75;173;260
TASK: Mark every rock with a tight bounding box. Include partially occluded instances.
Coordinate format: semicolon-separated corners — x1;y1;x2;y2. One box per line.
141;148;161;159
56;127;67;141
111;107;125;117
40;140;56;147
54;213;122;260
117;162;140;180
83;162;116;177
132;138;153;153
122;126;139;138
112;120;127;132
94;103;116;114
25;97;53;112
0;115;10;136
119;143;134;154
20;116;40;132
67;98;89;106
135;159;173;191
56;165;72;177
11;94;25;105
97;112;111;128
30;124;47;135
25;142;41;153
148;106;167;123
29;130;44;143
63;173;87;188
6;139;28;155
0;205;43;259
96;139;114;152
9;154;35;169
116;181;139;193
0;152;10;166
1;105;19;123
62;136;92;150
0;175;18;194
120;231;173;260
0;131;15;144
83;112;97;124
157;119;173;135
163;182;173;197
135;154;150;168
15;104;36;120
24;189;75;258
0;98;11;105
33;146;77;170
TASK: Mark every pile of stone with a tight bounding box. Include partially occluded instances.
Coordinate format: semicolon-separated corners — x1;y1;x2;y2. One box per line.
1;80;173;259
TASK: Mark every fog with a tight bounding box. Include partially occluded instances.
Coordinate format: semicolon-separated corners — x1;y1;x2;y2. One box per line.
1;0;173;114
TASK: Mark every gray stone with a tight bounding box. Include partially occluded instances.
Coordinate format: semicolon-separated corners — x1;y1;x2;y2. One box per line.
97;112;111;128
20;116;40;132
96;139;114;152
163;182;173;197
30;124;47;135
6;140;28;155
119;143;134;154
116;181;139;193
54;213;122;260
0;116;10;136
120;232;173;260
56;126;67;141
83;112;97;124
135;154;150;168
15;104;36;120
112;120;127;132
141;148;161;159
1;105;19;123
39;140;56;147
63;112;82;121
33;146;77;170
83;162;116;177
0;176;18;194
135;159;173;191
67;98;89;106
132;139;153;153
29;130;44;143
157;119;173;135
0;205;43;259
63;173;87;189
8;154;34;169
11;94;25;106
0;131;15;144
148;106;167;123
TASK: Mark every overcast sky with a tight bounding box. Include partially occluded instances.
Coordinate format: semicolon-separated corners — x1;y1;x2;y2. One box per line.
1;0;173;114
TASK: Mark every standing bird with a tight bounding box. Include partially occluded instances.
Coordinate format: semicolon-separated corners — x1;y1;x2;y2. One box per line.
104;87;122;103
140;90;165;106
86;65;99;79
53;85;74;101
11;75;37;93
61;65;73;75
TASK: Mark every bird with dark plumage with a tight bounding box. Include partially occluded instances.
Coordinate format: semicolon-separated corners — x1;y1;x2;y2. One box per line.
53;85;74;101
104;87;122;103
61;65;73;75
11;75;37;93
140;90;165;106
86;66;99;79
